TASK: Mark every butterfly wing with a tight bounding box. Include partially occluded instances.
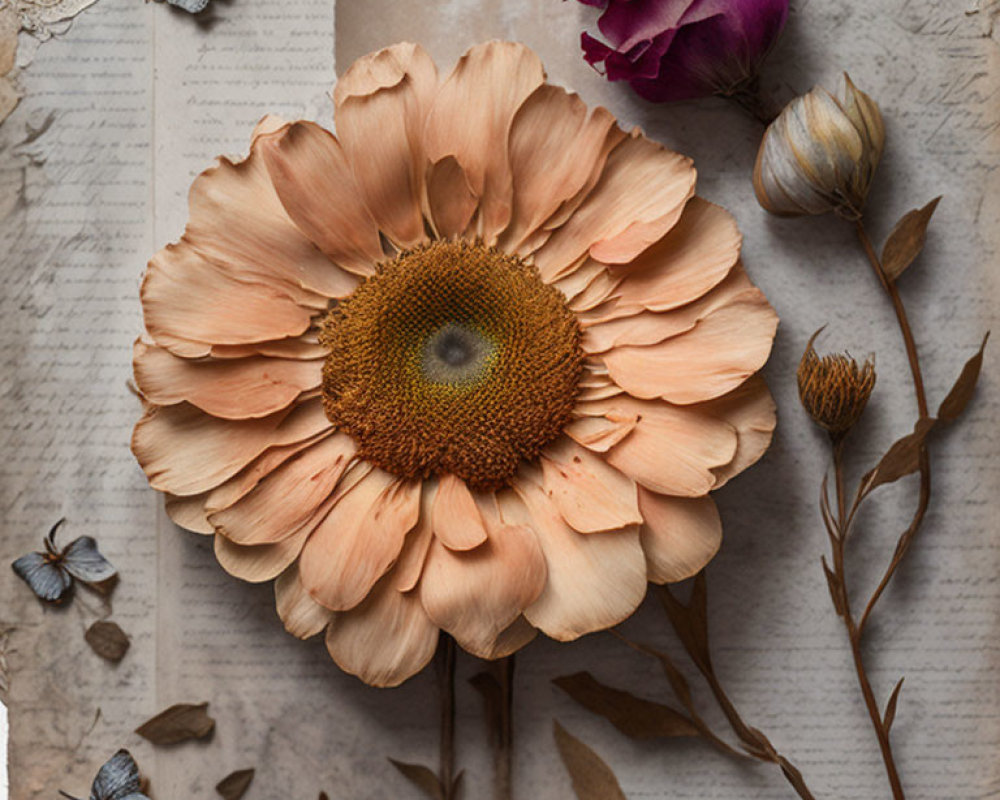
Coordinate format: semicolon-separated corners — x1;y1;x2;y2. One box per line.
90;750;147;800
11;551;72;603
63;536;117;585
166;0;211;12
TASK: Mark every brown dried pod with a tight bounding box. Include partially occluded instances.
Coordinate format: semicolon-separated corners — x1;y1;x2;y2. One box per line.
797;331;876;437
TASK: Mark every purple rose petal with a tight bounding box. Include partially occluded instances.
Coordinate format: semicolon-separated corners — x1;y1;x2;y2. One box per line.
578;0;789;102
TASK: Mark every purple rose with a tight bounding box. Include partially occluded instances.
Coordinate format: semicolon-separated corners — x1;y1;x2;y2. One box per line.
579;0;790;103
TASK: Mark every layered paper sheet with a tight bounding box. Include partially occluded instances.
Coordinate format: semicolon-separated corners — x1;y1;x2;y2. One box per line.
1;0;998;797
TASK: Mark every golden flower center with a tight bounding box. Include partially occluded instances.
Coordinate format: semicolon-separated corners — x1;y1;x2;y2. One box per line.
320;240;584;490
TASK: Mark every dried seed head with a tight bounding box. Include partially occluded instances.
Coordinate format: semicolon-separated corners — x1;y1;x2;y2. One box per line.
754;73;885;219
320;239;583;491
797;331;876;436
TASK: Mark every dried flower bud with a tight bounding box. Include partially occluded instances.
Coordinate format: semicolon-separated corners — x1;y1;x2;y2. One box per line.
754;74;885;219
797;333;876;437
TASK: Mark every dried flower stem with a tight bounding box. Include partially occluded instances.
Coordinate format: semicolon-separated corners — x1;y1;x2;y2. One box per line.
657;583;819;800
471;654;515;800
815;219;933;800
827;439;906;800
726;80;781;126
495;656;514;800
436;634;458;800
854;220;932;635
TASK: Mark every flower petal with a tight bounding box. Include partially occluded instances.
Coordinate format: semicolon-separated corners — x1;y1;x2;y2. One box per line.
419;506;546;657
474;615;538;660
539;437;642;533
210;433;356;545
335;43;438;248
602;289;778;404
432;473;488;551
325;577;439;688
275;563;334;639
131;397;330;496
699;375;776;488
133;340;321;420
501;85;617;251
165;492;213;534
604;197;741;314
564;408;638;453
142;243;315;351
503;477;647;641
210;335;327;361
393;489;436;593
581;264;753;353
425;156;478;239
183;138;357;301
299;469;421;611
533;133;695;281
204;431;332;515
595;396;737;496
213;527;308;584
424;41;545;242
257;121;384;275
638;489;722;584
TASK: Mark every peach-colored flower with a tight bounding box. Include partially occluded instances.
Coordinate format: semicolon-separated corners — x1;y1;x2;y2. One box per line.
131;41;778;687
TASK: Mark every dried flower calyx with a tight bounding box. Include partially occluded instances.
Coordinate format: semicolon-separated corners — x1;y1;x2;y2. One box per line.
754;74;884;219
798;331;876;436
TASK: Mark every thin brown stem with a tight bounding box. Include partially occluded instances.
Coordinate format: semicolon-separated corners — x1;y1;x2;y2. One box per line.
609;630;753;761
700;667;818;800
830;442;906;800
436;635;457;800
853;220;932;634
725;79;782;126
495;655;514;800
656;584;820;800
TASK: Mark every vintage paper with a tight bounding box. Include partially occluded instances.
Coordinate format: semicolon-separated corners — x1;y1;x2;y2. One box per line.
1;0;998;797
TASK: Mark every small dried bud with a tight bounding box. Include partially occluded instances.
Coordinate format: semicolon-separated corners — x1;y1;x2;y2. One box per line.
797;332;876;437
754;73;885;219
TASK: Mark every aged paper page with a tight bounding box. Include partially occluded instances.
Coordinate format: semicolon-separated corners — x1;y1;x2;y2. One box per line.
336;2;1000;799
0;2;158;795
1;0;997;798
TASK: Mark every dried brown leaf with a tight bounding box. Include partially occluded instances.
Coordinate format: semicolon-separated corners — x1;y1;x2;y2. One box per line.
84;620;130;662
216;768;254;800
553;672;699;740
863;417;936;494
883;678;904;732
135;702;215;745
388;759;445;800
938;333;989;424
881;196;941;281
657;574;711;673
553;720;627;800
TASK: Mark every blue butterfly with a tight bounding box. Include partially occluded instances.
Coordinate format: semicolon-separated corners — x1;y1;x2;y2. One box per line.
166;0;211;12
11;519;117;605
58;750;150;800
